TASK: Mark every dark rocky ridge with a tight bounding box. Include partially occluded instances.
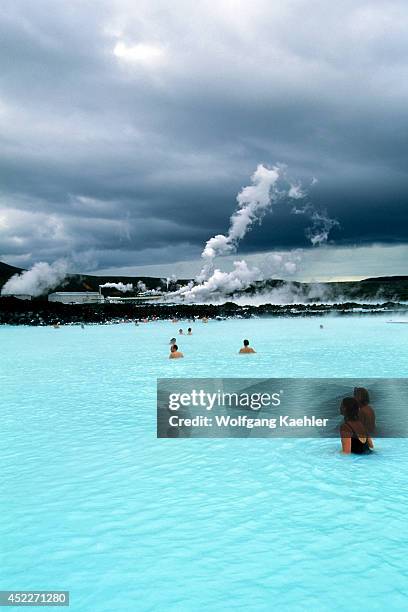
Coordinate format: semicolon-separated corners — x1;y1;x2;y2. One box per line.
0;296;406;326
241;276;408;302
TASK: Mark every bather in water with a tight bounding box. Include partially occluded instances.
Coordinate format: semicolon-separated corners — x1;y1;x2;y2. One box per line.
340;397;373;455
353;387;376;434
239;339;256;354
169;344;184;359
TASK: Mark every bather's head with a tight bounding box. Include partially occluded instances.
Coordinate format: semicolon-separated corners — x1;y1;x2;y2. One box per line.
340;397;360;421
171;344;178;352
354;387;370;406
243;339;250;347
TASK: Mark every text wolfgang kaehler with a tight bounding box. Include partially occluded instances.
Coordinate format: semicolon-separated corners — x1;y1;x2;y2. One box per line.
168;414;329;429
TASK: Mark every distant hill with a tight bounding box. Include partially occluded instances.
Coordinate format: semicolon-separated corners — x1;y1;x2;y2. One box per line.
361;276;408;283
241;276;408;302
0;261;191;295
0;262;24;289
59;272;192;294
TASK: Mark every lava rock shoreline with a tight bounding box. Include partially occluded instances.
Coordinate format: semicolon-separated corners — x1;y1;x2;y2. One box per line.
0;297;406;326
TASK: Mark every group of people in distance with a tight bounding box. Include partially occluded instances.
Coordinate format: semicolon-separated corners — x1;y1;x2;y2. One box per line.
168;328;193;359
340;387;375;455
178;328;192;335
169;336;256;359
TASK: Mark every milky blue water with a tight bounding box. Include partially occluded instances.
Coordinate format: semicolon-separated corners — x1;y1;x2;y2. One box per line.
1;315;408;611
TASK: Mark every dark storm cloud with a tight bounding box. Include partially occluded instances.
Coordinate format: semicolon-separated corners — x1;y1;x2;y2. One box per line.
0;0;407;270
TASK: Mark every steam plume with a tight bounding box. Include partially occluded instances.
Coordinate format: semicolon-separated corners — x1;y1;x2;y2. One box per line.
292;202;339;246
172;164;308;302
306;209;339;246
168;163;339;303
136;280;147;292
1;260;69;297
100;282;133;292
176;260;261;301
197;164;282;281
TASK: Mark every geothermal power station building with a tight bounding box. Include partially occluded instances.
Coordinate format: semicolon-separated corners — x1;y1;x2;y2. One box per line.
47;291;162;304
2;291;162;303
48;292;103;304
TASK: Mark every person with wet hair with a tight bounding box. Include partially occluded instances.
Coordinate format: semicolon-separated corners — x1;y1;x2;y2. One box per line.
239;339;256;354
353;387;376;434
340;397;373;455
169;344;184;359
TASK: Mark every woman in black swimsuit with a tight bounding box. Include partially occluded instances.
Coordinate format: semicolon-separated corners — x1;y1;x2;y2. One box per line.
340;397;374;455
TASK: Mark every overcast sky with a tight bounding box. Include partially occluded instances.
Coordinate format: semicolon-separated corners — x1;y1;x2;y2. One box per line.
0;0;407;279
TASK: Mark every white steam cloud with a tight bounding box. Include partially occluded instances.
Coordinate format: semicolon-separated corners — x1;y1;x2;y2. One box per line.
100;282;133;292
175;260;261;301
306;209;340;246
197;165;282;281
292;202;339;246
1;260;69;297
169;163;338;303
136;280;147;292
